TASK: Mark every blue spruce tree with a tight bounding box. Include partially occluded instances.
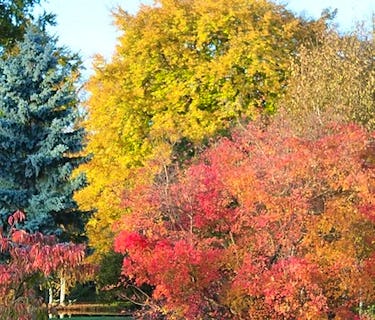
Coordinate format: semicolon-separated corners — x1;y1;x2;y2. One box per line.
0;26;89;240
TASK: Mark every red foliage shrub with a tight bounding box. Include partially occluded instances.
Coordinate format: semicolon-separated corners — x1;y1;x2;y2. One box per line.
115;122;375;319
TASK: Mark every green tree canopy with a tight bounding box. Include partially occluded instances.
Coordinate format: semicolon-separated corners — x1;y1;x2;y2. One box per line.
0;0;53;52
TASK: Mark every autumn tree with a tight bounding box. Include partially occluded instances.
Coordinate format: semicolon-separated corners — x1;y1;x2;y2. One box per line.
77;0;328;257
114;121;375;319
0;210;95;319
0;26;88;239
279;26;375;134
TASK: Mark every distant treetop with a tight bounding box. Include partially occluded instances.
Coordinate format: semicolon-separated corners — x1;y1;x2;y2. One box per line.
0;0;54;52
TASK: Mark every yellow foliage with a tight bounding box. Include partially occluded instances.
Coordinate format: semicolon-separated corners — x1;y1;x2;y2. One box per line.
279;27;375;134
76;0;327;257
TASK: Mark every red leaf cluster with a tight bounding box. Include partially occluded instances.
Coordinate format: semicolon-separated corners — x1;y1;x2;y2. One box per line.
0;210;93;319
115;122;375;319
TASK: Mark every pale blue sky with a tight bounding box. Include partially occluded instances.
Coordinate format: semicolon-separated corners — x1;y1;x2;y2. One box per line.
35;0;374;76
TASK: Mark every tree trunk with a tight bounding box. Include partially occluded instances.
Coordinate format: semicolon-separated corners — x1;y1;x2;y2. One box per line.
48;286;53;305
59;275;66;306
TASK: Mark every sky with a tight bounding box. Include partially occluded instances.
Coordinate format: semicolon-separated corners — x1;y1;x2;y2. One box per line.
35;0;374;77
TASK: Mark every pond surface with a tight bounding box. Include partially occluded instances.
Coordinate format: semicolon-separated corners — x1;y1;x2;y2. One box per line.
49;302;133;319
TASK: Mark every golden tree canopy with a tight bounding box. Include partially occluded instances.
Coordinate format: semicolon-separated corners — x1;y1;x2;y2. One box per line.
76;0;327;257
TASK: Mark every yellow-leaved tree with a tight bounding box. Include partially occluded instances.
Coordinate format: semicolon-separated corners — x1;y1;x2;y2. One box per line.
76;0;328;257
279;26;375;135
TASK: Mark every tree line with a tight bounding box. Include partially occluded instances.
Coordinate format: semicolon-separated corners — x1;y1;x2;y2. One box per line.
0;0;374;319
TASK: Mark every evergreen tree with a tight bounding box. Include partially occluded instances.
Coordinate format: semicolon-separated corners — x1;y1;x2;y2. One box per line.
0;26;89;240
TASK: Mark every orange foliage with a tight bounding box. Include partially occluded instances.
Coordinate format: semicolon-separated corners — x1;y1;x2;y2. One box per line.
115;121;375;319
